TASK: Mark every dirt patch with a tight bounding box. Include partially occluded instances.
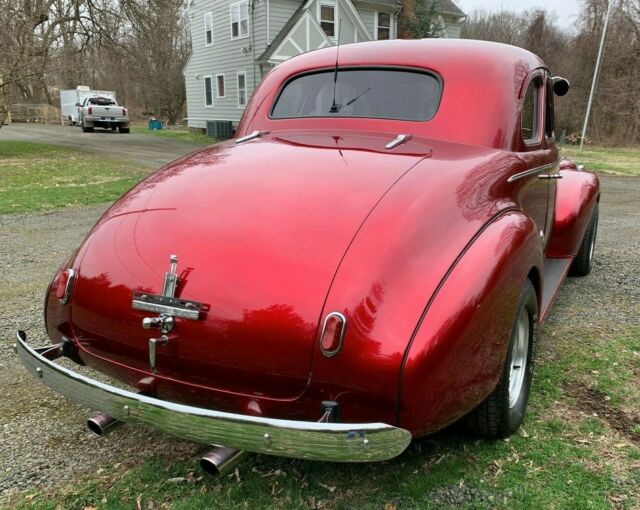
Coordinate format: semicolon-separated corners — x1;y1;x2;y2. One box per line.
564;382;640;445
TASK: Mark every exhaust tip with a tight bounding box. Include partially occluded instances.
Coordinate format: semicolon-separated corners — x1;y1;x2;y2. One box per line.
200;447;247;477
87;413;122;436
199;456;222;477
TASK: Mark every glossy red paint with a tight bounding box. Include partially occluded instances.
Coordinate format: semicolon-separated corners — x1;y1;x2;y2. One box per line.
44;40;599;436
547;167;600;258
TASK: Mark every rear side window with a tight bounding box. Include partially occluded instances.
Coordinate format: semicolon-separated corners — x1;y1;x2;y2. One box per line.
545;78;555;139
271;68;442;121
521;77;542;142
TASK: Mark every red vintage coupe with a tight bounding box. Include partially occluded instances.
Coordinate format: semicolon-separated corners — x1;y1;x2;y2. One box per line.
16;39;599;475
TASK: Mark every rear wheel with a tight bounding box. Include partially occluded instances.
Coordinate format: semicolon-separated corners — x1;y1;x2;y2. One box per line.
569;203;599;277
467;279;537;438
81;120;93;133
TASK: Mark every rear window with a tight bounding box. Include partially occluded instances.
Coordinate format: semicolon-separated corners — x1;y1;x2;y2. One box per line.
271;68;441;121
88;97;116;105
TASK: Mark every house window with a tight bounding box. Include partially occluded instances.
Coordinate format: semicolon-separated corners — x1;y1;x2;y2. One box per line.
319;3;335;38
521;76;542;142
204;76;213;107
237;71;247;107
376;12;391;40
230;1;249;39
204;12;213;46
216;74;225;98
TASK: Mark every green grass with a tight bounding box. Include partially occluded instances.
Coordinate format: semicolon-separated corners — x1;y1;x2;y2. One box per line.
560;145;640;176
0;141;150;214
131;126;213;145
12;325;640;510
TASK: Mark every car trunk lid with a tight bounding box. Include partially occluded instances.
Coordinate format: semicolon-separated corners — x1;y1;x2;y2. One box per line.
70;132;429;399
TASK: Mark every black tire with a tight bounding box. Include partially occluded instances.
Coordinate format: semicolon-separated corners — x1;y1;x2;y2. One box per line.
569;203;599;277
81;121;93;133
467;279;537;438
119;126;130;134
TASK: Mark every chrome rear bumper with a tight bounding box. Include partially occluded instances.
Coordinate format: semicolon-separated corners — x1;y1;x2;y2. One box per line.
14;331;411;462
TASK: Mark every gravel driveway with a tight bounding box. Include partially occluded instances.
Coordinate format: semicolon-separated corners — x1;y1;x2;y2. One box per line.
0;175;638;504
0;124;209;168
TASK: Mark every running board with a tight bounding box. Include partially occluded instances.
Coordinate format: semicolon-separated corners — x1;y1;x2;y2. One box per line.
540;257;573;323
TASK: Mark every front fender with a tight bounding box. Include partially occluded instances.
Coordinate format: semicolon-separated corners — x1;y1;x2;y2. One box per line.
546;165;600;258
398;211;542;437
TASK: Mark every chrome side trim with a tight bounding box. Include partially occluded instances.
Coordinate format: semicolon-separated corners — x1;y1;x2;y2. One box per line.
235;130;268;144
507;161;559;183
385;134;412;150
15;331;411;462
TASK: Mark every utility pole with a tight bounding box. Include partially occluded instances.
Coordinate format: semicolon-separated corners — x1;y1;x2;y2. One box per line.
580;0;614;152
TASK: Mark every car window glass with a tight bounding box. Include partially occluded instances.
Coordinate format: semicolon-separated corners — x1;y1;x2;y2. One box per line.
521;77;541;142
545;78;555;139
89;97;116;106
271;69;441;121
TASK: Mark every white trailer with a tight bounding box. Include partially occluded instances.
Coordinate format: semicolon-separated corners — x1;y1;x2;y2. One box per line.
60;86;116;125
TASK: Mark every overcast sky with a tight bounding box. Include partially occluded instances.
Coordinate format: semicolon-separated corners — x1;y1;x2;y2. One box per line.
455;0;582;28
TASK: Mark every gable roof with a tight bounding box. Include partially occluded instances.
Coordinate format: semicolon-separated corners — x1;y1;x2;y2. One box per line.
436;0;465;18
257;2;307;63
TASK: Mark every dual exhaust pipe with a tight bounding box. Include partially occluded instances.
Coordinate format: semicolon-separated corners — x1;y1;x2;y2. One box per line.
86;412;245;476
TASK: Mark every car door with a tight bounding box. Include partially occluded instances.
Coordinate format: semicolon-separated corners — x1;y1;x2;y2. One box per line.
513;73;556;245
542;75;560;247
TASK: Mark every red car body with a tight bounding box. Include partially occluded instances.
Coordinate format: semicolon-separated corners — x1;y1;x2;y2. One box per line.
34;40;598;454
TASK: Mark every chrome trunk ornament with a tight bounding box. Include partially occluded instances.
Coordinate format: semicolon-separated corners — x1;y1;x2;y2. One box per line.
131;255;205;374
131;255;204;320
162;254;179;298
149;335;170;374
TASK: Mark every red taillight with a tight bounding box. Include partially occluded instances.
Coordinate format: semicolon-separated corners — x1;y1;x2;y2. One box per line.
320;312;347;357
123;108;127;116
88;107;92;115
55;268;75;304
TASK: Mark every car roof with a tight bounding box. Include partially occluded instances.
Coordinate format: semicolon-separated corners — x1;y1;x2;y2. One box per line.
242;39;548;151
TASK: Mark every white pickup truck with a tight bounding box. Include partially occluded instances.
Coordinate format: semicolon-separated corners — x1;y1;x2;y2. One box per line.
77;96;130;133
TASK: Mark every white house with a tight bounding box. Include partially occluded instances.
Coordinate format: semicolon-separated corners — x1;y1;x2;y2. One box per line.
183;0;466;132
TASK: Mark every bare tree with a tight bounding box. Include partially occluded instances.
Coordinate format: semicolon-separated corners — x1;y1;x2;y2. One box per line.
461;2;640;145
0;0;88;126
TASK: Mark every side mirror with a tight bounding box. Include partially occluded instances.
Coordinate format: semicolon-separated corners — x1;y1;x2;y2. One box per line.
75;103;82;107
551;77;570;97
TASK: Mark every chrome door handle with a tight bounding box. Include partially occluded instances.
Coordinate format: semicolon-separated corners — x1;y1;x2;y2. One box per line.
538;174;562;180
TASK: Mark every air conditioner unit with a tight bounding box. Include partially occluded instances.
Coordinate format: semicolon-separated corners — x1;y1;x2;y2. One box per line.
206;120;234;139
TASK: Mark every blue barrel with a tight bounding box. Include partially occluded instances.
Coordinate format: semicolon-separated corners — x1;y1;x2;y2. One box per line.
148;119;163;130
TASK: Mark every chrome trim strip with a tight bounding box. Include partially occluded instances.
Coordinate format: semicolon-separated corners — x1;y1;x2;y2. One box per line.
320;311;347;358
235;130;267;144
385;134;412;150
507;161;559;183
15;331;411;462
132;292;202;320
60;268;75;304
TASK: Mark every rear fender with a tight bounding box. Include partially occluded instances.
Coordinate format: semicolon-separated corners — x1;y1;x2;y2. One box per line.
546;164;599;258
398;211;542;436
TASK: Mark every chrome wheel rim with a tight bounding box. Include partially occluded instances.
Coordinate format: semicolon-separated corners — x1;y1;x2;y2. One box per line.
508;309;530;409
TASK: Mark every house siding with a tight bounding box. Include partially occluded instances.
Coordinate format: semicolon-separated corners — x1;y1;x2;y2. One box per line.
443;15;462;38
353;3;395;39
185;0;267;128
269;0;300;44
184;0;462;130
